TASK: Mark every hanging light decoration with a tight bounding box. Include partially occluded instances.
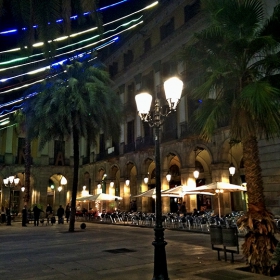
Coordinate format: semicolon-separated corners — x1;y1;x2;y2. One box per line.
229;141;236;176
144;173;149;184
125;163;130;186
166;171;171;182
193;148;200;179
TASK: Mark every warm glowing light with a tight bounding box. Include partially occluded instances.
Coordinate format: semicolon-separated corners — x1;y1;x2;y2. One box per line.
61;176;67;185
193;170;199;179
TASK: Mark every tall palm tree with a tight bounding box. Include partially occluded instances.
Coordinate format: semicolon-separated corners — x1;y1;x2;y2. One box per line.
180;0;280;275
22;56;122;232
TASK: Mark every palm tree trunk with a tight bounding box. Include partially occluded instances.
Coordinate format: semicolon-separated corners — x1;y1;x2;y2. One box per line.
24;137;31;204
69;125;79;232
238;135;278;275
243;136;265;209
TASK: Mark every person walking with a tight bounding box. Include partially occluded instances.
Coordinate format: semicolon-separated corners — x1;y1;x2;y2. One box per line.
179;201;187;216
1;206;6;223
33;204;42;226
22;205;27;227
46;204;53;225
57;205;65;224
65;203;70;223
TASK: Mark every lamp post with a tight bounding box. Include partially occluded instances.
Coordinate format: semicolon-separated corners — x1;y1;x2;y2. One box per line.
3;176;20;225
135;76;183;280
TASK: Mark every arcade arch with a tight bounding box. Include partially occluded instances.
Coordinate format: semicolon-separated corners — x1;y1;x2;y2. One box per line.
47;174;68;211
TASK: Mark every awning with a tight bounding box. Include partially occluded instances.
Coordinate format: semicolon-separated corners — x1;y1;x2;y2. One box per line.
76;193;122;201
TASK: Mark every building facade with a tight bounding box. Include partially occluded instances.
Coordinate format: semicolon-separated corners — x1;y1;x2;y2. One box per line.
1;0;280;216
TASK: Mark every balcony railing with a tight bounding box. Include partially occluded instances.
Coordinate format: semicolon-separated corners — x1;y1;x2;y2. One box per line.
124;142;135;153
180;122;195;138
135;135;154;150
96;147;120;161
161;128;178;143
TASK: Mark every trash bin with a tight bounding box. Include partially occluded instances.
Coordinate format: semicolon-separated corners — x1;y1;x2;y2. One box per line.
210;225;223;245
222;227;238;247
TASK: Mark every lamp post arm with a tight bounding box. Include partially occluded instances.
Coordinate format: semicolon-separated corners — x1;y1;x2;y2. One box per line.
145;99;173;128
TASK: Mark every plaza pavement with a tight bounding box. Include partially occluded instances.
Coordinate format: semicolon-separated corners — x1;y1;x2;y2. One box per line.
0;220;278;280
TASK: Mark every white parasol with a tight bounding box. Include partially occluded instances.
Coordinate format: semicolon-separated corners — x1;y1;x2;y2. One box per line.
76;193;122;201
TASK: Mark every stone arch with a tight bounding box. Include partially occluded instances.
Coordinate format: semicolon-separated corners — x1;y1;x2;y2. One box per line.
109;164;121;197
184;143;213;168
164;152;182;187
47;173;68;210
141;157;154;184
219;138;243;183
162;150;182;170
83;171;91;194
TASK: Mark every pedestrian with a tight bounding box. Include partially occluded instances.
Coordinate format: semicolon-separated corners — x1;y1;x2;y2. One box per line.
57;205;64;224
13;204;19;216
132;200;137;212
130;200;136;212
179;201;187;216
193;208;199;216
33;204;42;226
22;205;27;227
46;203;53;225
65;203;70;223
1;206;6;223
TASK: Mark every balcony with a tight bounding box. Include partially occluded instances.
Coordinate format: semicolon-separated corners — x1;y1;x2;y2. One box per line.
82;156;90;165
95;146;120;161
180;122;196;138
161;128;178;143
124;142;135;153
135;136;154;151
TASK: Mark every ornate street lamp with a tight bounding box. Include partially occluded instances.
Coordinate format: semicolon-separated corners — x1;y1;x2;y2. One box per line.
3;175;20;225
135;76;183;280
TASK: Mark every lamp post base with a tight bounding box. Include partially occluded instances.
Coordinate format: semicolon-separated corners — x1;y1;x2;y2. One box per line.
152;227;169;280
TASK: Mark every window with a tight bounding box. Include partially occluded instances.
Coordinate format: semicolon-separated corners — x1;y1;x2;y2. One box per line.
127;120;135;144
184;0;200;23
142;71;154;93
54;140;65;166
123;50;134;68
99;133;105;153
127;83;135;104
109;62;118;77
144;37;151;53
16;137;25;164
160;17;174;41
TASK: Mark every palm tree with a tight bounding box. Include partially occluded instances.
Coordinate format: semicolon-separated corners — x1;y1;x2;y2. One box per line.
180;0;280;275
22;56;122;232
